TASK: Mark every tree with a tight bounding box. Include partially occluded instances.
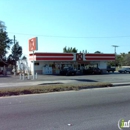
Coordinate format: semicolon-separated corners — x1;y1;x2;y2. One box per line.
123;54;130;66
12;42;22;61
107;52;128;67
94;51;102;53
0;21;6;32
63;46;78;53
0;56;7;67
7;54;15;65
85;50;87;53
118;53;126;66
72;47;77;53
63;46;67;52
21;56;27;60
11;42;22;72
79;50;87;53
0;21;12;58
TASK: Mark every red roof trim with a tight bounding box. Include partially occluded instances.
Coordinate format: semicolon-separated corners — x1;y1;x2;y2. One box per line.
29;53;73;56
36;57;73;61
86;58;115;61
85;54;115;56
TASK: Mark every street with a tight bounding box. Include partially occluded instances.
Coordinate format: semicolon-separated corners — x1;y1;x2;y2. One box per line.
0;85;130;130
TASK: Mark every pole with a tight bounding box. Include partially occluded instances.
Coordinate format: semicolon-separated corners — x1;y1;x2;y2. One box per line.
23;73;24;80
35;72;37;79
28;72;30;80
19;73;22;80
33;51;35;80
112;45;119;66
14;35;16;75
112;45;118;55
14;35;15;44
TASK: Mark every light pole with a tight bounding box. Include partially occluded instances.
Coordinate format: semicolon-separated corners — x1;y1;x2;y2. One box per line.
112;45;119;66
112;45;119;55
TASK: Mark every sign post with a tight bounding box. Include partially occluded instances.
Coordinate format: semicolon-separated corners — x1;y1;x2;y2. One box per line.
28;37;38;80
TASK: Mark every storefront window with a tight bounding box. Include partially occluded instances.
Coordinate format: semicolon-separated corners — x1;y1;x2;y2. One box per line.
34;62;39;65
49;64;52;67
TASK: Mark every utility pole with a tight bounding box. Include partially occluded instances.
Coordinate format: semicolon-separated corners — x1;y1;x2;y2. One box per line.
14;35;15;44
112;45;119;55
112;45;119;67
13;35;16;75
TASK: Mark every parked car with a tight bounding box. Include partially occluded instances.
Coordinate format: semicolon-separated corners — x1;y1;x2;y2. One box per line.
107;66;115;73
60;67;77;76
118;68;130;73
83;67;102;75
93;68;102;74
0;70;3;75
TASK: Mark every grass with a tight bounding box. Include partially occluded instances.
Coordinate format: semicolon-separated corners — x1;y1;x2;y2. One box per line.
0;82;112;97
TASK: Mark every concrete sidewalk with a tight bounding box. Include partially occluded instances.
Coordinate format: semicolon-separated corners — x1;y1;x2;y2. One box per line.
0;80;74;88
0;78;130;88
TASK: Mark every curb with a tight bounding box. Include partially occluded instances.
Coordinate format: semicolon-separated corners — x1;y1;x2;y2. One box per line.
112;82;130;87
78;83;130;90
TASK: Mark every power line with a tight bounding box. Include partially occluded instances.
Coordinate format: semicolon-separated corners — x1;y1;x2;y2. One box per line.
8;32;130;39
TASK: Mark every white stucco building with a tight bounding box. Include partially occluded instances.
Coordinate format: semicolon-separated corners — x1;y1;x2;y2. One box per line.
27;52;115;75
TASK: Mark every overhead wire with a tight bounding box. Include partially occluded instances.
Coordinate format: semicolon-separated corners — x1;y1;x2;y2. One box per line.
8;32;130;39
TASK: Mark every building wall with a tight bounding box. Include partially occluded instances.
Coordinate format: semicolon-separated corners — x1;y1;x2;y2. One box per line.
29;61;78;75
98;61;107;73
34;61;43;74
33;61;56;74
98;61;107;69
28;60;36;75
29;61;44;75
29;61;108;75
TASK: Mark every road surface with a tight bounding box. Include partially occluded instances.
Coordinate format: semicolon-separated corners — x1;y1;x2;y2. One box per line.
0;73;130;87
0;85;130;130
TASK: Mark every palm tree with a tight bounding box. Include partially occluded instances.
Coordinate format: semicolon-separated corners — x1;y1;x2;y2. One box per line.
72;47;78;53
63;46;67;53
63;46;78;53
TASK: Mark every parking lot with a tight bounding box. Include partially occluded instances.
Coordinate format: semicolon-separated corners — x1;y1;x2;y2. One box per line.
0;72;130;84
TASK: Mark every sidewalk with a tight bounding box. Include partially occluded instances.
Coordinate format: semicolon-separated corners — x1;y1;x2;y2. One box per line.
0;80;74;88
0;78;130;88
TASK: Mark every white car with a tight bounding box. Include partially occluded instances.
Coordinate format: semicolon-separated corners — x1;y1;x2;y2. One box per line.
118;68;130;73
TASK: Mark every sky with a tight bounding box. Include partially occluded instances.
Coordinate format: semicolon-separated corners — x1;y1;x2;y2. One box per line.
0;0;130;57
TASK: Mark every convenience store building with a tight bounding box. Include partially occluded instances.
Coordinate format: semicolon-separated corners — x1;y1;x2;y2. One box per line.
28;52;115;75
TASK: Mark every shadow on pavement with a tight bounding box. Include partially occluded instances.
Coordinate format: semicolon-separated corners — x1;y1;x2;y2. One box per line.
0;75;11;78
72;79;98;82
38;82;64;85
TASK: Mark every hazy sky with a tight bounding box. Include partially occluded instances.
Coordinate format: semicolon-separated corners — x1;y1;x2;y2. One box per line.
0;0;130;57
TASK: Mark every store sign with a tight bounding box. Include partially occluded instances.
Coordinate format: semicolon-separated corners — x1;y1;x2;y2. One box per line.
29;37;38;51
76;53;83;61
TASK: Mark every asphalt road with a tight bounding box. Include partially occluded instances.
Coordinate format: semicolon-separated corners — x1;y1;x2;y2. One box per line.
0;85;130;130
0;73;130;84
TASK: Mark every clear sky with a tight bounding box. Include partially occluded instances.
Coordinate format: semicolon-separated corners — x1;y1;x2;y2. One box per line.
0;0;130;57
